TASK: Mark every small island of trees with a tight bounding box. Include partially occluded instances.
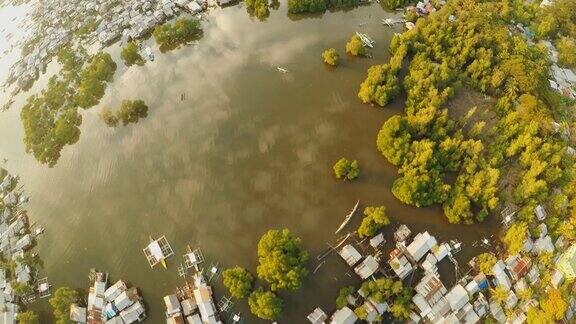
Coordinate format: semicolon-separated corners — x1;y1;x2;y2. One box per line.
322;48;339;66
221;228;308;320
345;34;366;56
99;100;149;128
333;157;360;181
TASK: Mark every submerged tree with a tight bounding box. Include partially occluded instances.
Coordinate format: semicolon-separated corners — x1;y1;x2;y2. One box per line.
49;287;78;324
333;158;360;181
322;48;339;66
99;107;119;127
153;18;203;51
336;286;355;309
222;267;254;299
121;41;145;66
357;206;390;238
248;288;283;320
256;229;309;291
116;100;149;126
346;35;366;56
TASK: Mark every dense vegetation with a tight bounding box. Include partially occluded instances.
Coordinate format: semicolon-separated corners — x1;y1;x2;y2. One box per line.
333;157;360;180
222;267;255;299
256;229;309;291
287;0;358;14
357;205;390;238
359;0;576;233
345;35;366;56
49;287;78;324
120;41;145;66
355;278;413;321
335;285;355;309
20;50;116;166
248;288;283;320
153;18;203;51
17;311;39;324
245;0;280;20
322;48;339;66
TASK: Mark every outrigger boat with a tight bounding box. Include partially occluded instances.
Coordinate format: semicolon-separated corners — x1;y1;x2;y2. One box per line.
276;66;288;73
335;200;360;234
143;235;174;269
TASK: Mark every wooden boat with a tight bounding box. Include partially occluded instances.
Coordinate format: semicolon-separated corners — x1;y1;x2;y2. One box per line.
335;200;360;234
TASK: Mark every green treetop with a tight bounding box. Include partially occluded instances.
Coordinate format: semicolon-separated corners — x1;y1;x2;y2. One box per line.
333;158;360;181
346;35;366;56
336;286;355;309
99;107;119;127
116;100;149;126
17;311;39;324
503;222;527;255
49;287;78;324
322;48;339;66
556;37;576;68
476;252;497;274
153;18;202;51
256;229;309;291
121;41;145;66
357;206;390;238
248;288;282;320
222;267;254;299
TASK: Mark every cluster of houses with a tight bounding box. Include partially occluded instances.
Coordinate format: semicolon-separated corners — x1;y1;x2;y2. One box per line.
164;272;223;324
539;40;576;99
69;270;146;323
307;213;576;324
4;0;237;95
0;170;50;324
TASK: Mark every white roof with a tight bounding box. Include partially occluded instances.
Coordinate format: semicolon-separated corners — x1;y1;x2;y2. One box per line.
369;233;385;248
330;306;358;324
340;245;362;267
114;291;134;311
104;280;126;302
407;232;437;262
354;255;379;279
164;294;181;316
193;286;220;324
446;284;469;311
412;293;432;317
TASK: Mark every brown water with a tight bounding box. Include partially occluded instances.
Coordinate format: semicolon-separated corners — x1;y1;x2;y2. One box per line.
0;2;498;323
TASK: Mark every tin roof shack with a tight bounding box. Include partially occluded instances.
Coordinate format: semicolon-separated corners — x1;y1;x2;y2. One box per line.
557;244;576;280
339;245;362;267
77;271;145;324
120;301;146;323
354;255;379;279
330;306;358;324
164;294;182;320
406;231;437;263
493;260;512;291
534;205;547;221
192;273;222;324
446;284;469;312
307;307;328;324
389;249;413;280
394;224;411;242
70;304;87;323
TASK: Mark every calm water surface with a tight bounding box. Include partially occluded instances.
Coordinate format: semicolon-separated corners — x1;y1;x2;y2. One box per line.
0;2;497;322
